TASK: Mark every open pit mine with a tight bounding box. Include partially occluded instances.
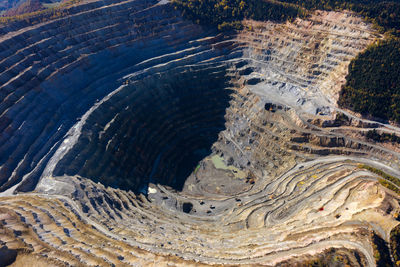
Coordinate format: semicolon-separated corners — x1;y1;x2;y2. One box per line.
0;0;400;266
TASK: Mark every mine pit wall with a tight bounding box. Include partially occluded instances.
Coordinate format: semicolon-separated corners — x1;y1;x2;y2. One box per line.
1;1;400;266
239;12;378;109
0;0;132;36
0;0;382;196
0;0;238;193
202;11;389;191
52;64;235;192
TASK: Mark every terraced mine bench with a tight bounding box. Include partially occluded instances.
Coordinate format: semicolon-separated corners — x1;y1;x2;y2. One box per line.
0;0;400;266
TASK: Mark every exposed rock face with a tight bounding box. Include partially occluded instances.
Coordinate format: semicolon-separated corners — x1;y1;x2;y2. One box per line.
1;0;400;266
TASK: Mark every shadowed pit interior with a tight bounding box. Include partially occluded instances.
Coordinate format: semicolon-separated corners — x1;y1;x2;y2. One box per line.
53;66;233;192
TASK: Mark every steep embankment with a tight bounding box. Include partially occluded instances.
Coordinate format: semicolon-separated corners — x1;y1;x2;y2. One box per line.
1;0;400;266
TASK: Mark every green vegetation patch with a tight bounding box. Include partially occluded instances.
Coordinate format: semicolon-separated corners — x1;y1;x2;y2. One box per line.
390;224;400;266
275;0;400;35
172;0;400;34
172;0;306;31
0;0;81;25
339;39;400;123
378;178;400;195
358;164;400;194
365;129;400;144
371;231;394;267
